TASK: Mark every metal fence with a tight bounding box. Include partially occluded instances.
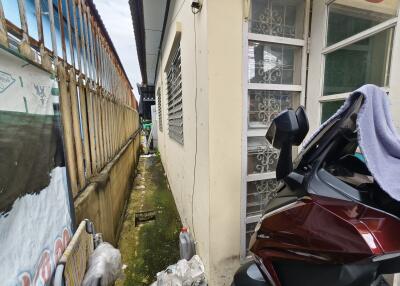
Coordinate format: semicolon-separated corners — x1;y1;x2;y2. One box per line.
0;0;139;197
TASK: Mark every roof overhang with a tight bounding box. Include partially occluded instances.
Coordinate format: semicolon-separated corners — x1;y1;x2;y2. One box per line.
129;0;170;86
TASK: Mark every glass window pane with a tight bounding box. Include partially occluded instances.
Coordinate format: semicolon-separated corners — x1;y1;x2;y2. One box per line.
248;41;302;84
323;28;393;96
249;0;305;39
321;100;345;123
327;0;399;46
248;137;279;174
249;90;298;128
246;179;279;216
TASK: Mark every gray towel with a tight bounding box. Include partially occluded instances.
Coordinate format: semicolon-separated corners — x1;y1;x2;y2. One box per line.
304;84;400;201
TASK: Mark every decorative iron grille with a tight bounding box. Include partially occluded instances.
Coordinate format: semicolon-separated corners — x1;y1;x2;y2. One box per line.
166;44;183;144
157;87;163;132
248;90;295;128
246;179;279;216
249;0;303;39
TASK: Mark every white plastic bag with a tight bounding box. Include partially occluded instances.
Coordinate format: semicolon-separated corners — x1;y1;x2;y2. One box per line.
82;242;123;286
151;255;206;286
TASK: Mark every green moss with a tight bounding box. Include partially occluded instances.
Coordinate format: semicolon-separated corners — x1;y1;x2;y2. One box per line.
117;155;182;286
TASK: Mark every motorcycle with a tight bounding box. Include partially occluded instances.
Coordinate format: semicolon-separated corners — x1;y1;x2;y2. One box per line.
233;94;400;286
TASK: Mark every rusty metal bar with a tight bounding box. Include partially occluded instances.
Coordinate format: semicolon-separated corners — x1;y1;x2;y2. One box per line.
86;82;97;174
91;88;99;170
100;34;106;89
65;0;75;67
34;0;52;70
78;0;88;76
94;89;103;168
57;63;79;196
101;33;106;89
86;4;94;81
87;11;96;83
47;0;58;63
93;26;99;85
57;0;67;61
17;0;29;43
97;34;103;87
82;2;92;80
78;77;92;178
17;0;33;59
102;97;109;162
34;0;43;43
94;26;100;85
106;100;111;160
69;69;86;188
0;0;8;47
72;0;81;72
99;93;106;165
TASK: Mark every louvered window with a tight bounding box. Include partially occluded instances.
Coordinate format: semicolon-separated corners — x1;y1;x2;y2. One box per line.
157;87;163;132
166;44;183;144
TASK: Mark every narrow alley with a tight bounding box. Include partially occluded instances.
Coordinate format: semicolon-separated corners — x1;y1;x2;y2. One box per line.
4;0;400;285
117;155;182;286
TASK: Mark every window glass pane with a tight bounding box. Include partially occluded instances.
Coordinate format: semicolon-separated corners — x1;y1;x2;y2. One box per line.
248;137;279;174
249;0;305;39
249;41;302;84
321;100;345;123
249;90;298;128
323;28;393;96
246;179;279;216
327;0;399;46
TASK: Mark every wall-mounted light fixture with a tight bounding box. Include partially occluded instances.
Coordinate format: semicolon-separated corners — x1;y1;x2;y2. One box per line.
191;0;202;14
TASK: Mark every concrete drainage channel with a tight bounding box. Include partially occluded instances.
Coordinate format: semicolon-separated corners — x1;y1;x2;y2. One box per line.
116;154;182;286
135;210;157;227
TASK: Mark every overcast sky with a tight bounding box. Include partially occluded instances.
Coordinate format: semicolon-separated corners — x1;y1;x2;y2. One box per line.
93;0;142;101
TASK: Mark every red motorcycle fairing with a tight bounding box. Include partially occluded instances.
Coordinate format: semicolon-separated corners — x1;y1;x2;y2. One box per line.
250;195;400;286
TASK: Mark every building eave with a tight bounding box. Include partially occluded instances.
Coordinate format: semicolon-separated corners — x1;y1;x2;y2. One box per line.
129;0;170;86
129;0;148;85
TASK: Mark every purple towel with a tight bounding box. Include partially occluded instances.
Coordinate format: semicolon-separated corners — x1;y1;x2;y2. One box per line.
304;84;400;201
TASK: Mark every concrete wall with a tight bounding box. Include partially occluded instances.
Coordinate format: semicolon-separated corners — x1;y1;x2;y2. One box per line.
74;133;141;245
155;0;211;279
155;0;244;285
207;0;243;284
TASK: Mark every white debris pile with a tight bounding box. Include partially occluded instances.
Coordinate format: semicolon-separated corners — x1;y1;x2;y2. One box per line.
151;255;206;286
82;242;124;286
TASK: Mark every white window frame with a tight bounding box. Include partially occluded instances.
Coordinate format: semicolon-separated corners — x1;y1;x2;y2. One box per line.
306;0;400;132
241;0;311;261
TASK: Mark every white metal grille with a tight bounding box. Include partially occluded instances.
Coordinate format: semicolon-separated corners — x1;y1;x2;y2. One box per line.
242;0;309;259
166;45;183;144
157;87;163;132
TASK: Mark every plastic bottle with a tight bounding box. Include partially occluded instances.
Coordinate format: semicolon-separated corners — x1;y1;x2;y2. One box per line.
179;227;195;261
140;130;148;154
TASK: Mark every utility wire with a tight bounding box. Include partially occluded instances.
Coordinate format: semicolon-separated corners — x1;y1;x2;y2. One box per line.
191;4;199;240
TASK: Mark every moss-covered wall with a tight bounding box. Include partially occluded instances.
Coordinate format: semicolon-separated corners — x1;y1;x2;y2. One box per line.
74;134;141;245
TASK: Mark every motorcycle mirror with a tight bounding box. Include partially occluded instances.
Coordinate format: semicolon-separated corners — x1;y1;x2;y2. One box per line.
266;106;309;180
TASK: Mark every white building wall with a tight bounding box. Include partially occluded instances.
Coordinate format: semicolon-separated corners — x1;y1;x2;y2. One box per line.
155;0;211;280
155;0;244;285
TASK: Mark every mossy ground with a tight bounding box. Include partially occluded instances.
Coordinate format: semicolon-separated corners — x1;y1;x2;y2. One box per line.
116;155;181;286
